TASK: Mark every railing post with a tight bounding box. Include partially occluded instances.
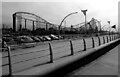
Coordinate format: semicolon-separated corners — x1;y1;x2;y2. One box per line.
92;37;95;48
49;43;53;63
7;46;12;76
110;35;112;41
114;35;116;40
83;38;86;51
109;35;111;41
115;34;116;39
106;36;109;43
70;40;74;55
116;35;118;39
111;35;112;40
111;35;113;40
114;34;116;39
103;36;105;44
111;35;112;41
112;34;114;40
113;34;115;40
116;35;117;39
98;36;101;46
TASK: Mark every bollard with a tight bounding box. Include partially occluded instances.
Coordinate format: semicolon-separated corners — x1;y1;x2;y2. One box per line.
7;46;12;76
83;38;86;51
103;36;105;44
70;40;74;55
49;43;54;63
98;36;101;46
92;37;95;48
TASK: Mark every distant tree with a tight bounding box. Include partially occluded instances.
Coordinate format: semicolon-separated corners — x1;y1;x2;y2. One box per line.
48;27;57;34
18;28;32;35
35;28;46;35
2;28;13;34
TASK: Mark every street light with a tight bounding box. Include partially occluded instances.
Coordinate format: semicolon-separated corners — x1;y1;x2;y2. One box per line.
58;12;78;35
81;9;87;34
107;21;111;35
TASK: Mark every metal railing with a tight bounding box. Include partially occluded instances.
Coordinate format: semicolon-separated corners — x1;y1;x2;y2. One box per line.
1;34;119;76
1;47;12;76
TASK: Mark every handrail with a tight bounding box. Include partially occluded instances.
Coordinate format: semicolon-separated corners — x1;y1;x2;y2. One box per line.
12;54;50;65
10;48;49;57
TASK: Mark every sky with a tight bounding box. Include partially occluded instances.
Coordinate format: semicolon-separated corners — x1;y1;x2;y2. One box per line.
1;0;120;31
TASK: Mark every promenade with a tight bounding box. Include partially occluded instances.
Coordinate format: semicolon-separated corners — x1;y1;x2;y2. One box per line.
1;34;119;76
67;44;119;76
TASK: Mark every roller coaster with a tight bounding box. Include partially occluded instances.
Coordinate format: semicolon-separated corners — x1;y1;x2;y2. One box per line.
13;12;58;32
12;12;102;34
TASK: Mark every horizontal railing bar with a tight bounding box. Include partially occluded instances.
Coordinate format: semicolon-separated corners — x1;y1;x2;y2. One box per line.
10;49;49;57
0;48;8;50
53;48;70;55
12;54;50;65
2;63;9;67
52;45;67;50
2;55;8;58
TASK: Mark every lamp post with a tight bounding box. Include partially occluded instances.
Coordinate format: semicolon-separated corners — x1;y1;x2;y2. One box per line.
81;9;87;34
98;20;101;34
58;12;78;35
108;21;111;35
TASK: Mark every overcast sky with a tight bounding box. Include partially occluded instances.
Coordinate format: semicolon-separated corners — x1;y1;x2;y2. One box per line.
1;0;119;30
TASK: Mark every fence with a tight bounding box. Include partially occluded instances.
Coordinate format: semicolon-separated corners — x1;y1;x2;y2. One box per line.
1;34;119;76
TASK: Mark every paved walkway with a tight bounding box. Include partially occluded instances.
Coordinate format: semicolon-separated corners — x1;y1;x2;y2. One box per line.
67;44;119;76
